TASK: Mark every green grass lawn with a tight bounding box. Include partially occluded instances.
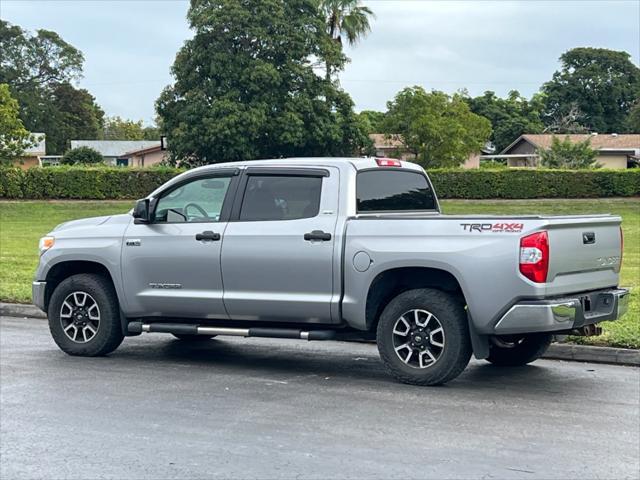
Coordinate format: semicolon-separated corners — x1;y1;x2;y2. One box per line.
1;198;638;348
1;200;133;303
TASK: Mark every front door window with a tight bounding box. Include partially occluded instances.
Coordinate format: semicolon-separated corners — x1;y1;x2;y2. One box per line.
155;177;232;223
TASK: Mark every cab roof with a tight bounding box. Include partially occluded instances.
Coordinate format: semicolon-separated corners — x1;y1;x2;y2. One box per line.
188;157;424;173
149;157;425;198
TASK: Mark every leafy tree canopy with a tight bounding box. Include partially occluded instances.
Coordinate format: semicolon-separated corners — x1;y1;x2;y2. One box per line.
0;83;35;164
538;136;599;169
542;48;640;134
47;83;104;154
157;0;369;167
0;20;84;88
383;86;492;168
0;21;103;154
627;101;640;132
466;90;544;152
101;116;160;141
357;110;386;134
60;146;103;165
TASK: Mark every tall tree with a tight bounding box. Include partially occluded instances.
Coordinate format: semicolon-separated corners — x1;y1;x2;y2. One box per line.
542;47;640;134
383;86;492;168
466;90;544;152
157;0;368;166
0;83;34;164
320;0;374;80
0;20;103;153
0;20;83;88
48;83;104;153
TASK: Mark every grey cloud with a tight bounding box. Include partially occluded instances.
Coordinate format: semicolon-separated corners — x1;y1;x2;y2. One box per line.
2;0;638;121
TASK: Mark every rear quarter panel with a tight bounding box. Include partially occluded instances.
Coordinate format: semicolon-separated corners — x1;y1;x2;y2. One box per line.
342;215;621;333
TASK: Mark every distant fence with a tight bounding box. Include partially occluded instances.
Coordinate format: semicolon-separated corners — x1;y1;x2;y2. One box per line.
1;166;639;199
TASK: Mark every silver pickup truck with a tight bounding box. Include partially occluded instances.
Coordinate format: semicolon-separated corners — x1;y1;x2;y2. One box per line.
33;158;628;385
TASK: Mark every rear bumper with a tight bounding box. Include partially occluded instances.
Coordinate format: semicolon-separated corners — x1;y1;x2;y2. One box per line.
494;288;629;335
32;281;47;312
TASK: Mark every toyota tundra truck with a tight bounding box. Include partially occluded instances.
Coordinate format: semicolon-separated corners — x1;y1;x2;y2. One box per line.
33;158;629;385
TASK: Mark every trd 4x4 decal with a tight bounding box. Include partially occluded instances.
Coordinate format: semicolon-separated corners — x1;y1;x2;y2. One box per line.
460;223;524;233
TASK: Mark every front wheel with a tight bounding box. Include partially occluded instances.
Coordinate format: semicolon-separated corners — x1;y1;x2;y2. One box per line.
486;333;553;366
376;288;472;386
48;273;124;356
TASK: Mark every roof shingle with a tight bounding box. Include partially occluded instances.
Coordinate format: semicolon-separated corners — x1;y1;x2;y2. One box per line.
518;134;639;151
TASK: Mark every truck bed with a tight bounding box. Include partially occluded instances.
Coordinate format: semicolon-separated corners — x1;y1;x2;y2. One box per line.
341;213;623;333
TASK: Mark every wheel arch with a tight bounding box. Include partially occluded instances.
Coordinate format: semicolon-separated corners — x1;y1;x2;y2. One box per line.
44;260;119;313
364;266;490;359
364;266;466;331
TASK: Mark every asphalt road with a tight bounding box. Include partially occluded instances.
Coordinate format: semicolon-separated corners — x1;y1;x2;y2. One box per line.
1;316;639;480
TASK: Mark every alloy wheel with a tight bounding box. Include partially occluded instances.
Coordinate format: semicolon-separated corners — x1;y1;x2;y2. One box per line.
392;309;445;369
59;291;101;343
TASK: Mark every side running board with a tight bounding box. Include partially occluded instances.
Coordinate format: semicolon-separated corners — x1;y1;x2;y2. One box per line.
127;322;336;341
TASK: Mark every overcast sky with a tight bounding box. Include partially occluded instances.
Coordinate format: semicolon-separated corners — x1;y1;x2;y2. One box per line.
2;0;639;125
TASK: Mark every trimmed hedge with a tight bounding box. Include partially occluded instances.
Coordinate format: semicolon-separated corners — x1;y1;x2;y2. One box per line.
1;166;639;199
429;168;640;199
0;166;182;200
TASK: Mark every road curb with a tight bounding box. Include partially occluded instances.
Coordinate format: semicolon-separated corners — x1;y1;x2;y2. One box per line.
543;343;640;366
1;302;638;366
0;302;46;320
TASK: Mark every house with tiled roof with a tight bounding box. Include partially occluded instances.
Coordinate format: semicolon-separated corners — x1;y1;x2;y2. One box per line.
70;140;162;167
499;133;640;169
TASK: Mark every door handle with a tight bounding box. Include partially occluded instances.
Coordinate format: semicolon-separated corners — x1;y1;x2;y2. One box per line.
195;231;221;241
304;230;332;242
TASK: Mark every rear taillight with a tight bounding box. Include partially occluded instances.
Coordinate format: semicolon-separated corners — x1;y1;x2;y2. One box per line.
619;226;624;271
519;231;549;283
375;158;402;167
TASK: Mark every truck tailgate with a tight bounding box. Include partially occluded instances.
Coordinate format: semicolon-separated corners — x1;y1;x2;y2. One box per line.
546;215;622;282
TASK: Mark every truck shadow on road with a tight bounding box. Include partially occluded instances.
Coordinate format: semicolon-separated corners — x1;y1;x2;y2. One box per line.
105;336;590;396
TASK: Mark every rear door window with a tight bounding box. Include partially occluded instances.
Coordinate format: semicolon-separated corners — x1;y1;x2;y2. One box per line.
356;170;436;212
239;175;322;221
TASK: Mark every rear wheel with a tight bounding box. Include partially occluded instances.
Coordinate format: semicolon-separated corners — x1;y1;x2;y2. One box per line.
172;334;216;341
486;333;553;366
376;288;471;386
48;273;124;356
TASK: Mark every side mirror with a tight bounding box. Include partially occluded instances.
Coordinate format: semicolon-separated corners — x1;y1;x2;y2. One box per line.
133;198;151;224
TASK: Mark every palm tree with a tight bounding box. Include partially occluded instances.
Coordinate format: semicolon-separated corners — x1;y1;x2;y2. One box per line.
320;0;375;80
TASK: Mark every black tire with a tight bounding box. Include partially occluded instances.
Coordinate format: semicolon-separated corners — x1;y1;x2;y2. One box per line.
486;333;553;366
48;273;124;356
376;288;472;386
172;334;216;341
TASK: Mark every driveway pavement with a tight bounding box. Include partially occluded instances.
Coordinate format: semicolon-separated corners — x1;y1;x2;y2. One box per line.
1;315;639;479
